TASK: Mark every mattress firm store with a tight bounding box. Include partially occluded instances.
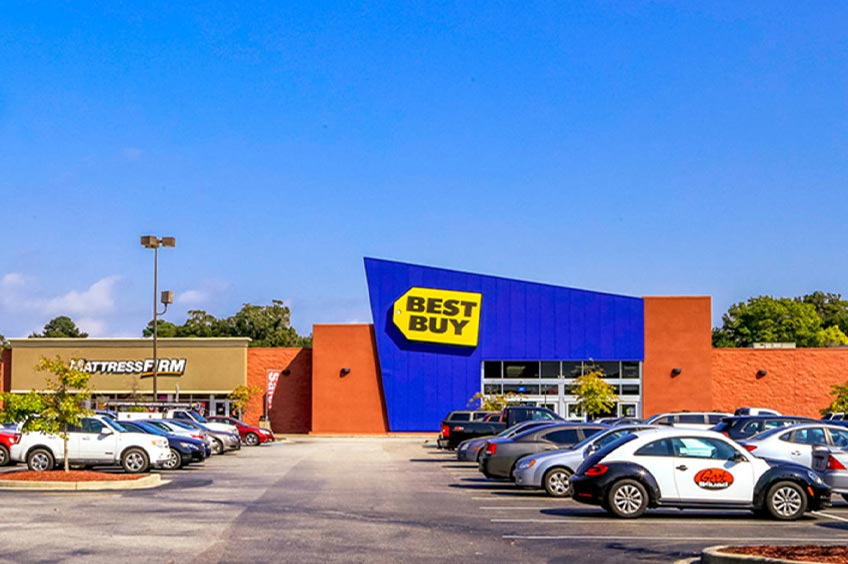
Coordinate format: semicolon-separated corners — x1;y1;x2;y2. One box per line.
5;337;250;417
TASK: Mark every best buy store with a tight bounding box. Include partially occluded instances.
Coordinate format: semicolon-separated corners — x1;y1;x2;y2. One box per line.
3;257;847;432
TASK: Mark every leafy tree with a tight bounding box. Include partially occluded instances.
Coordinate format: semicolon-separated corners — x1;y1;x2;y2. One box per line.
570;367;617;420
822;380;848;416
30;316;88;338
800;291;848;335
712;296;824;348
142;320;178;338
138;301;312;347
0;356;92;472
227;384;263;418
179;310;223;337
818;325;848;348
0;334;8;348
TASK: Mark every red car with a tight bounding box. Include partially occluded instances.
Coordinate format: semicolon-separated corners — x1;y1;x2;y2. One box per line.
0;430;21;466
207;416;275;446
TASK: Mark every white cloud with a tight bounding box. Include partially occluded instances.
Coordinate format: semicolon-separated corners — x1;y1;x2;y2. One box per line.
178;289;209;305
42;276;122;316
1;273;26;289
76;317;108;337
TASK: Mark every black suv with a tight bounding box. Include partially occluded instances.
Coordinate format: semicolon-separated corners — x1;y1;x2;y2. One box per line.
712;415;817;441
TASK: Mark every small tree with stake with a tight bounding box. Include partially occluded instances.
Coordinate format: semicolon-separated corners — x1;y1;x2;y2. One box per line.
227;384;263;419
0;356;91;472
571;366;618;421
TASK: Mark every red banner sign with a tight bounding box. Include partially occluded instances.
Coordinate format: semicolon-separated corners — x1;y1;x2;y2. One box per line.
266;369;281;411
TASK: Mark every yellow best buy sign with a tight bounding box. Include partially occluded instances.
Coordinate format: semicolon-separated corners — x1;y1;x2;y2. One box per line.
392;287;482;347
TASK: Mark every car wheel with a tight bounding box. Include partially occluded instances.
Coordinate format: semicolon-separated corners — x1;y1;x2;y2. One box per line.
765;481;807;521
162;448;182;471
543;467;573;498
607;479;649;518
244;432;260;447
0;445;9;467
121;448;150;473
27;448;55;472
211;439;223;455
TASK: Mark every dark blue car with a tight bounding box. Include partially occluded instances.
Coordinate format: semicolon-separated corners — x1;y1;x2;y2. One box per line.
117;420;208;469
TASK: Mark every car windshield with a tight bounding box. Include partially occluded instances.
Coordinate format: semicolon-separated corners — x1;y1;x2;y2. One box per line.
188;411;209;423
167;420;197;430
102;418;130;432
134;422;167;436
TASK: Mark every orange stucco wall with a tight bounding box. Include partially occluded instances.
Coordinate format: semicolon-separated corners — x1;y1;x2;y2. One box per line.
247;348;312;433
712;349;848;417
311;324;387;434
643;296;715;417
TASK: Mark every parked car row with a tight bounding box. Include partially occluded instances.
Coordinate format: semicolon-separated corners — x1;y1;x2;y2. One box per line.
0;410;276;474
443;407;843;521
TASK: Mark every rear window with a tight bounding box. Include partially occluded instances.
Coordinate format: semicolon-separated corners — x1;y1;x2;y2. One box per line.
576;434;638;475
543;428;581;445
449;412;472;422
678;414;705;424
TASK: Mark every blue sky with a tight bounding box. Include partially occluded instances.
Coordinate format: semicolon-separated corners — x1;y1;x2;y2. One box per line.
1;2;846;338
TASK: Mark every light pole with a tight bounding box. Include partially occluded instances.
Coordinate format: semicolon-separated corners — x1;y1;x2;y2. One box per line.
140;235;175;402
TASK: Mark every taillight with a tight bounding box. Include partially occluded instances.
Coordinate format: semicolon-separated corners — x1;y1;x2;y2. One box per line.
828;456;847;471
744;445;757;452
486;442;497;455
585;464;608;476
192;433;204;440
441;424;450;438
721;432;730;438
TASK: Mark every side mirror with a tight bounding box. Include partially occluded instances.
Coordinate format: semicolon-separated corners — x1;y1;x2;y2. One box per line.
584;444;598;456
100;427;114;436
732;451;747;463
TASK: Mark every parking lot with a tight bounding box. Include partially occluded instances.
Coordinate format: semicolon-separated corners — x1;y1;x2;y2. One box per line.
2;437;848;563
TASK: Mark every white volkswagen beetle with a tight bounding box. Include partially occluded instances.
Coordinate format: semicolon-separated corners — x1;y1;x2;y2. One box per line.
570;428;831;520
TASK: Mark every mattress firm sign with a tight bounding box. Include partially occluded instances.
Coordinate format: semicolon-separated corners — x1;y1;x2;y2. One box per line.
392;287;482;347
69;358;187;379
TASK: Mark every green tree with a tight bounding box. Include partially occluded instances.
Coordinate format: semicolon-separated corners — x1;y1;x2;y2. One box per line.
223;301;311;347
179;310;223;337
800;291;848;336
817;325;848;348
227;384;263;418
570;367;617;420
712;296;824;348
142;320;178;338
30;316;88;338
822;380;848;416
0;334;8;348
0;356;92;472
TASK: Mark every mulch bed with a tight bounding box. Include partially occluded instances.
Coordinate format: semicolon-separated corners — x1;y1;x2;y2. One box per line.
0;470;145;482
723;545;848;563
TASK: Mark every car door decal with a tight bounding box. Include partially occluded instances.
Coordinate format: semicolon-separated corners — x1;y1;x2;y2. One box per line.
694;468;734;490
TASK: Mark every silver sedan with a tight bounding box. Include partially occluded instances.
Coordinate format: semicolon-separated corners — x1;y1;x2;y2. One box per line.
739;423;848;468
812;445;848;502
513;425;655;497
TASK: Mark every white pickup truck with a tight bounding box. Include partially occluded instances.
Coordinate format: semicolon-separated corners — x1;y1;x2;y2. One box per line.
10;415;171;473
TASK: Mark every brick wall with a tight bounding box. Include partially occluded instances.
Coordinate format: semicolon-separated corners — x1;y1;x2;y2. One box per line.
246;348;312;433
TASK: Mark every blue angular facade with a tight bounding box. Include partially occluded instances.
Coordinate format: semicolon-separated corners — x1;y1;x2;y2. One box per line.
364;258;645;432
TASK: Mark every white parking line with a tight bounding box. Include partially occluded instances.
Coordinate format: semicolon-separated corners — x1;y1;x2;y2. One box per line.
812;511;848;522
492;518;808;525
503;535;848;542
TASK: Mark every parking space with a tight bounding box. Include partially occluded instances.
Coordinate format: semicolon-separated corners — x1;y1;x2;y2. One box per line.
1;438;848;563
429;444;848;562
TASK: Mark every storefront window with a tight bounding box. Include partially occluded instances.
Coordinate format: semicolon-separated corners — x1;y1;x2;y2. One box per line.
622;362;640;379
483;362;503;379
541;361;560;378
561;362;582;379
503;383;540;394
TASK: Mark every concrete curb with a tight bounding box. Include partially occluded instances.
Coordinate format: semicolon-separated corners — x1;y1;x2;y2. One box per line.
0;473;168;491
701;545;831;564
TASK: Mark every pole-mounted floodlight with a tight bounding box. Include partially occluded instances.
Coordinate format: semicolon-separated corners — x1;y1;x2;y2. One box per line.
140;235;176;402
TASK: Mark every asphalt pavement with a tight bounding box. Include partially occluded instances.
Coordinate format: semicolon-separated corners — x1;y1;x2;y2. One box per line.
1;438;848;563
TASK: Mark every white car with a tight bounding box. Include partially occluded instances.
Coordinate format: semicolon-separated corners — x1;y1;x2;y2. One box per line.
164;409;239;435
644;411;731;430
569;428;831;520
739;423;848;468
513;425;656;497
11;415;171;473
